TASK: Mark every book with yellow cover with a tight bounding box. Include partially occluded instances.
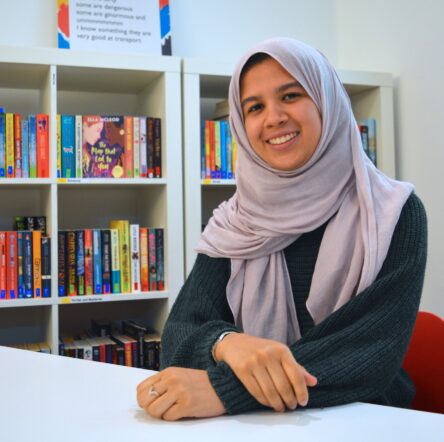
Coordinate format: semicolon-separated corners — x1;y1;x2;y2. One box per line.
32;230;42;298
109;220;130;293
6;113;14;177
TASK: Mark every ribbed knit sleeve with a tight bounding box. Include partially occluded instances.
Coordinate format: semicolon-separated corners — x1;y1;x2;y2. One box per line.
160;253;239;370
207;193;427;414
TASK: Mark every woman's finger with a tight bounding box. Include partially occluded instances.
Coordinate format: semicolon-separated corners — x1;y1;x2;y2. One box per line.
146;390;177;420
266;361;298;410
137;380;167;410
281;352;310;406
252;367;285;412
237;371;270;407
162;403;184;422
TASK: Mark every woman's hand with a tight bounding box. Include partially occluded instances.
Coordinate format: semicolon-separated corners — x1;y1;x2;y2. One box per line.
137;367;225;421
215;333;317;412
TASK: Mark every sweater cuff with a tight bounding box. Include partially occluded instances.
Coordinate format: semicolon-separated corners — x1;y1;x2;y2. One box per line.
208;361;267;415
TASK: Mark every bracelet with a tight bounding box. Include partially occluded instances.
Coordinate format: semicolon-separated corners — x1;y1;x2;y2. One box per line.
211;331;237;363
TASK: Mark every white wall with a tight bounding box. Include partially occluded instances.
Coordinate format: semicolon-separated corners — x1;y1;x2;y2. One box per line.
336;0;444;317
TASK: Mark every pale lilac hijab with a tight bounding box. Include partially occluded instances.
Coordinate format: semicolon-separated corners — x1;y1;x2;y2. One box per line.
196;38;413;344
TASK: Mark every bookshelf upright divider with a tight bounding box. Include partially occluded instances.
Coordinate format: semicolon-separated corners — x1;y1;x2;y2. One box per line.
0;47;184;355
182;59;396;277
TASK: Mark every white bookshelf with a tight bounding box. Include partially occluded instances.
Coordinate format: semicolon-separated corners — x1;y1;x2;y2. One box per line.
182;58;396;276
0;46;184;354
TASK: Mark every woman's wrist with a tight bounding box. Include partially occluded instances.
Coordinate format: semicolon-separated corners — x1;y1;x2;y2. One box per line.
212;331;238;363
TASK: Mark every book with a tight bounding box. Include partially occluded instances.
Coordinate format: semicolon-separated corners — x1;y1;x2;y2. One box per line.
82;115;125;178
14;114;22;178
144;333;161;370
139;117;147;177
32;230;42;298
140;227;149;292
122;320;146;368
29;114;37;178
215;120;221;179
205;120;211;178
147;117;154;178
36;114;49;177
109;220;130;293
93;229;102;294
220;120;227;179
66;230;77;296
124;116;133;178
84;229;94;295
56;114;61;178
6;113;14;177
133;116;140;178
0;232;6;299
58;231;66;297
148;228;157;291
360;118;377;166
75;230;85;296
6;232;18;299
156;228;164;290
130;224;140;293
110;228;120;293
153;118;162;178
226;122;233;179
0;113;5;177
101;229;111;294
61;115;75;178
23;231;33;298
75;115;83;178
41;236;51;298
17;231;24;298
21;118;29;178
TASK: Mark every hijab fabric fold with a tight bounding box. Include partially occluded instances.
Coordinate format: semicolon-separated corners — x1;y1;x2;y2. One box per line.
195;38;413;344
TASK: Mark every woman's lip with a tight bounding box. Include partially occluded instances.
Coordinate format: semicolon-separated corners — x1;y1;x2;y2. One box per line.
266;132;300;151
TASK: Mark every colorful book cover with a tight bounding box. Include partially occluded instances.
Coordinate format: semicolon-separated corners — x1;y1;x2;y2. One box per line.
92;229;102;294
133;117;140;178
6;113;14;178
140;227;149;292
148;228;157;291
153;118;162;178
75;230;85;295
21;118;29;179
13;114;22;178
155;228;164;290
201;120;206;179
139;117;147;178
6;231;18;299
41;236;51;298
147;117;154;178
110;228;120;293
101;229;111;294
17;231;24;298
82;115;125;178
227;123;233;179
29;114;37;178
209;120;215;179
124;116;133;178
57;114;61;178
0;232;6;299
36;114;49;178
23;231;33;298
75;115;82;178
205;120;211;179
220;120;227;179
61;114;75;178
130;224;140;293
0;113;5;177
215;120;221;179
84;229;94;295
57;231;66;297
66;230;76;296
109;220;130;293
32;230;42;298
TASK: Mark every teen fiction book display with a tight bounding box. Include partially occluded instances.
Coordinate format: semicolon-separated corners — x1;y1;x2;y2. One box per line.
57;115;162;179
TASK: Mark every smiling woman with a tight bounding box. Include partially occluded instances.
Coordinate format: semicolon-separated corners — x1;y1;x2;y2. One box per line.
137;37;427;421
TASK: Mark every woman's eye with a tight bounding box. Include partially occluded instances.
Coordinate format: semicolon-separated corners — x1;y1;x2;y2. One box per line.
283;92;301;101
247;103;262;113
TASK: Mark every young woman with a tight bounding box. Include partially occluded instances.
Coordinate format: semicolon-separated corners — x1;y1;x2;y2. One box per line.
137;37;427;421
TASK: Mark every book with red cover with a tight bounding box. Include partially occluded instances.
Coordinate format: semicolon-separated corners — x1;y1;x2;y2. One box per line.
36;114;49;177
6;232;18;299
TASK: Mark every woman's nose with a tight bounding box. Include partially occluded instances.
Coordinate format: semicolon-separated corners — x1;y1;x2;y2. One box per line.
264;103;288;127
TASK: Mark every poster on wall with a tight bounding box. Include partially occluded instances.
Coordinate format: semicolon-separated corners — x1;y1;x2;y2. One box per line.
57;0;172;55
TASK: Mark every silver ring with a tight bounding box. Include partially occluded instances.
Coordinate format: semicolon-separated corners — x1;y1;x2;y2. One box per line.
148;386;160;397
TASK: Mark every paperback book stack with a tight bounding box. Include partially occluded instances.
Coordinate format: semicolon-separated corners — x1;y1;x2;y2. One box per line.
60;319;161;370
7;342;51;353
0;111;50;178
0;216;51;300
58;221;164;297
57;114;162;179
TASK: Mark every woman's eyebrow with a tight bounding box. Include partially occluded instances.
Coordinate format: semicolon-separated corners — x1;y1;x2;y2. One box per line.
276;81;303;93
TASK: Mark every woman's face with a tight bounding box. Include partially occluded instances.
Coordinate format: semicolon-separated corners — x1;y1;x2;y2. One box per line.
240;57;322;171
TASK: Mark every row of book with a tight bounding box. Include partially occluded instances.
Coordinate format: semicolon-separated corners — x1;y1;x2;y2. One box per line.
60;319;160;370
58;221;164;297
7;342;51;353
359;118;377;166
0;112;50;178
58;115;162;179
1;216;51;299
201;119;237;180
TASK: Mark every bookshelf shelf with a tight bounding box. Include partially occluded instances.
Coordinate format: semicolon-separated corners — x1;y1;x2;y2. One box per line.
0;47;184;356
182;59;396;276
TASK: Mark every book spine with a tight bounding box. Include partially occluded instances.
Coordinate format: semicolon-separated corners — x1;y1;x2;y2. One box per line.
17;231;24;298
84;229;94;295
133;116;140;178
21;118;29;179
155;228;164;290
227;123;233;179
215;120;221;179
124;116;133;178
0;113;5;177
6;232;18;299
75;230;85;295
200;120;205;179
110;221;130;293
6;113;14;178
14;114;22;178
41;236;51;298
205;120;211;178
148;228;157;291
0;232;6;299
57;231;66;297
29;114;37;178
110;228;120;293
140;227;149;292
61;115;75;178
93;229;102;294
209;120;215;179
36;114;49;178
130;224;140;293
32;230;42;298
75;115;83;178
66;230;77;296
139;117;147;178
366;118;377;166
122;320;145;368
101;229;111;294
147;117;154;178
57;114;61;178
23;231;33;298
153;118;162;178
220;120;227;179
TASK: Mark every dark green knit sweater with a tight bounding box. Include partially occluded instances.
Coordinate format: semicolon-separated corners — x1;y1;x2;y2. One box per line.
161;193;427;415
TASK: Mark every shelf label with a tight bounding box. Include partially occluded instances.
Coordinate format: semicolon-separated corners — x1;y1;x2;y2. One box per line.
60;296;103;304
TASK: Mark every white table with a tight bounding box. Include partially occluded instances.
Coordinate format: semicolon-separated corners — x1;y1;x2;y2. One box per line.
1;346;442;441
